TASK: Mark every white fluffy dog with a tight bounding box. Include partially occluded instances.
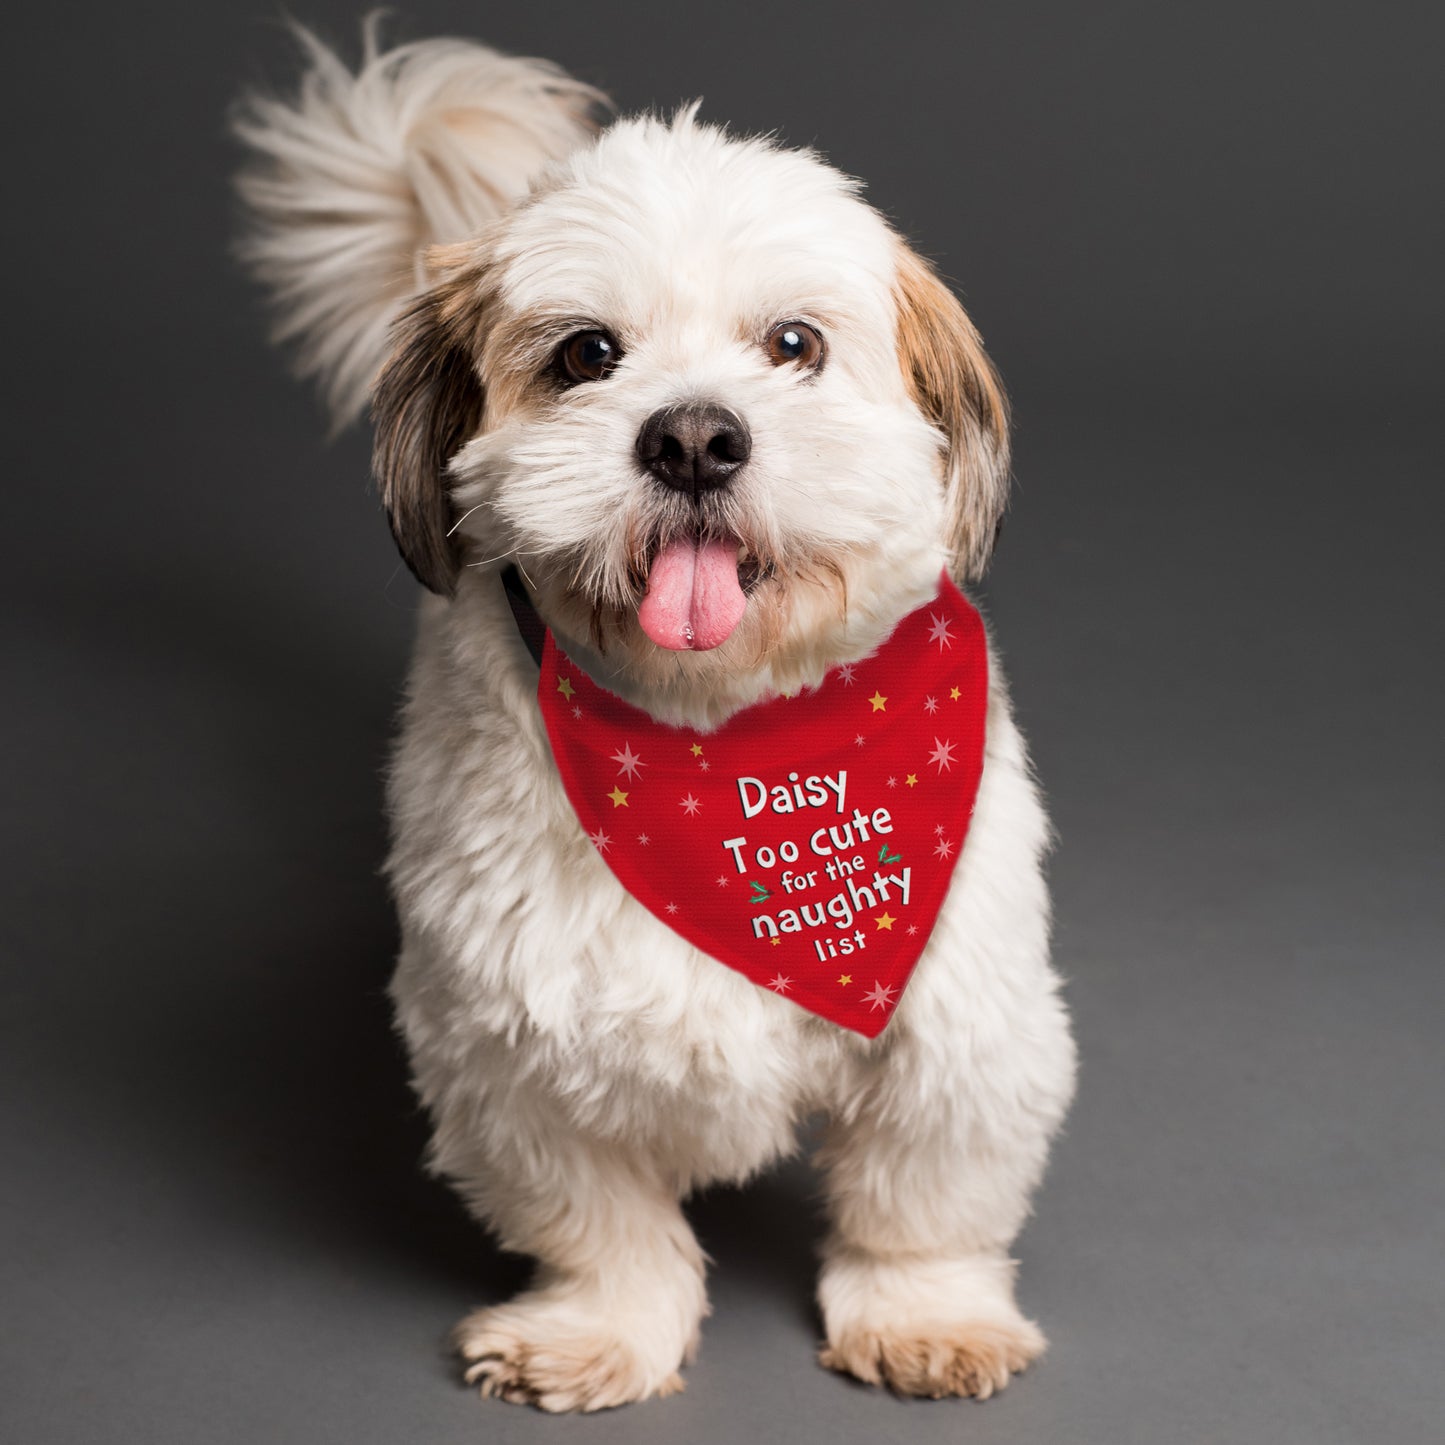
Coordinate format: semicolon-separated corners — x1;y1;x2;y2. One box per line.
235;24;1076;1411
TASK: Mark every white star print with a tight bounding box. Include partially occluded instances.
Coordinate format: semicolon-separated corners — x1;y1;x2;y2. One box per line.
680;793;702;816
862;980;897;1012
610;742;646;779
933;837;955;859
924;695;939;714
928;737;957;773
927;612;955;650
588;828;611;853
837;663;857;685
768;973;793;993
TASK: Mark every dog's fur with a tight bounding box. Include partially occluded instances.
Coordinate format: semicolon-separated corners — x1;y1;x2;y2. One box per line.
235;23;1076;1411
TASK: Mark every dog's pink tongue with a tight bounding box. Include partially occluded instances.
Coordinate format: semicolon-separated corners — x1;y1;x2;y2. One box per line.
638;536;746;651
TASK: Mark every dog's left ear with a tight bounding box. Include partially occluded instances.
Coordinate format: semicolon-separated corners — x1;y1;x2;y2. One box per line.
371;246;489;597
893;244;1011;582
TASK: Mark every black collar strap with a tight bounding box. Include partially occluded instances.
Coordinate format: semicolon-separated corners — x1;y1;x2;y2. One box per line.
501;564;546;666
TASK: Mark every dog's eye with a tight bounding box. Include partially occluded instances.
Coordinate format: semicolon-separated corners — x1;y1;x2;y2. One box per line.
557;329;622;384
764;321;825;372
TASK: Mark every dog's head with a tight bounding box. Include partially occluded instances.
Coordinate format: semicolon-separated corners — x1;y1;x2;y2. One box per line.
372;110;1008;710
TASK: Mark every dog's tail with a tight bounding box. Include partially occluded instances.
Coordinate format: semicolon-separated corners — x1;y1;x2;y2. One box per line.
233;20;606;428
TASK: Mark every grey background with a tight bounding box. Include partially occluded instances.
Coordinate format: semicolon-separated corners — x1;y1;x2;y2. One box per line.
3;2;1441;1441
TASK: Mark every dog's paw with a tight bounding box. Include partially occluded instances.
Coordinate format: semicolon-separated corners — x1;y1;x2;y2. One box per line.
454;1297;688;1412
818;1315;1044;1399
816;1247;1045;1399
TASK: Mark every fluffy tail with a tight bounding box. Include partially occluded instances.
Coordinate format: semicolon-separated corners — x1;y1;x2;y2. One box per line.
233;20;606;427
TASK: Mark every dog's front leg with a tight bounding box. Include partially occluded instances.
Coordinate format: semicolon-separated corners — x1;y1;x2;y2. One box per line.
451;1126;707;1412
813;1017;1071;1399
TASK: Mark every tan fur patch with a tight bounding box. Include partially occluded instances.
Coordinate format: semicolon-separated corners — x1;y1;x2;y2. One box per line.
819;1315;1045;1400
455;1304;689;1413
892;244;1011;581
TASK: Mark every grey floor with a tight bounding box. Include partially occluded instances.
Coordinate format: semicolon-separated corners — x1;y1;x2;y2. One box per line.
5;388;1441;1444
4;1;1443;1441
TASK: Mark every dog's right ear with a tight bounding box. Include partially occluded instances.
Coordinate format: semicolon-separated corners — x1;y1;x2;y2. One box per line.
371;248;489;597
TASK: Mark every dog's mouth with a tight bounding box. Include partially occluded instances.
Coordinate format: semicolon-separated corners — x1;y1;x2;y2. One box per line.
637;532;757;652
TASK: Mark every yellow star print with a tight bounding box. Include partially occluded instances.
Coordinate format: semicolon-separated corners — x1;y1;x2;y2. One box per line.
771;937;781;946
689;743;704;757
557;677;575;700
875;912;896;931
607;786;629;808
837;974;852;986
868;691;888;712
949;686;961;701
904;773;918;788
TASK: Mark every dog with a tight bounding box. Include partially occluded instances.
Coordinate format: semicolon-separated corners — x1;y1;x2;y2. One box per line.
234;22;1076;1411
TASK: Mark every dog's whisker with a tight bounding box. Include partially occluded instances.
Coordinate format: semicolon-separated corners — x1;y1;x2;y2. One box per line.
465;548;542;572
448;502;488;536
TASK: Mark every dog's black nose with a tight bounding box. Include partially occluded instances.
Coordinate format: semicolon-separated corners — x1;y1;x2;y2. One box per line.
636;404;751;496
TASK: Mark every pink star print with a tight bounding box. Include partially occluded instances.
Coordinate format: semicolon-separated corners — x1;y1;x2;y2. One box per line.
906;924;919;936
665;902;679;915
571;706;582;720
886;776;897;788
862;980;897;1012
933;837;955;859
928;737;957;774
680;793;702;816
837;663;857;685
934;823;946;836
637;833;650;846
610;742;646;779
768;973;793;993
855;734;866;747
588;828;611;853
924;695;939;714
716;875;730;887
927;612;955;650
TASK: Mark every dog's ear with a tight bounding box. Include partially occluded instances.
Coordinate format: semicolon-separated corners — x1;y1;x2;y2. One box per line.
893;244;1011;582
371;247;488;597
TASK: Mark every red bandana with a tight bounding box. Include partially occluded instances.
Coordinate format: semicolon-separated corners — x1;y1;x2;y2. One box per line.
537;574;987;1037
